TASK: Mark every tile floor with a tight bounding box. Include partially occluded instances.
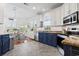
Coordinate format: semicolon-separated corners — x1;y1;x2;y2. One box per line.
3;40;61;56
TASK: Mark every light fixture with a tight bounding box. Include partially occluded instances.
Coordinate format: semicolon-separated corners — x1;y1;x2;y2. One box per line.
32;6;36;10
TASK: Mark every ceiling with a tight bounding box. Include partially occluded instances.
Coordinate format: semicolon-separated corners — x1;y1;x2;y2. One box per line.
9;3;63;19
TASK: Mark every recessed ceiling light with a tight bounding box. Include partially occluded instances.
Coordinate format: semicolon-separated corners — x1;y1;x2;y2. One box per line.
33;6;36;10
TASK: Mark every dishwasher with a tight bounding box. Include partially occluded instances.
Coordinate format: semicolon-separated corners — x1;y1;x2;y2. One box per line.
57;35;68;56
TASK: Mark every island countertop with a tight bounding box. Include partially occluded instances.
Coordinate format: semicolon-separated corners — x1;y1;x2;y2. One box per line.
61;36;79;48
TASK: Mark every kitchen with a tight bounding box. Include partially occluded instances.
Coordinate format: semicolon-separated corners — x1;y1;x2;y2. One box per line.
0;3;79;56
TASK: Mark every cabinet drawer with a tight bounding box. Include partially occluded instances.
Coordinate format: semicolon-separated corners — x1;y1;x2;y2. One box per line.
72;50;79;56
72;47;79;51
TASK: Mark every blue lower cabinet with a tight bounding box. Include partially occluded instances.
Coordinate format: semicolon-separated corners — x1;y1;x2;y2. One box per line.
39;32;45;43
47;33;57;47
63;45;71;56
2;34;10;54
41;33;44;43
38;32;57;47
0;36;2;55
43;33;48;44
39;32;42;42
51;34;57;47
0;34;10;55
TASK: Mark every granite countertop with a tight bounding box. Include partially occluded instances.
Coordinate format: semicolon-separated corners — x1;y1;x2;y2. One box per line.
38;31;63;34
61;36;79;48
0;33;9;35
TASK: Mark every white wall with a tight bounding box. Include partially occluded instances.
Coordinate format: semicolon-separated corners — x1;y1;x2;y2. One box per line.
0;3;6;34
4;4;27;28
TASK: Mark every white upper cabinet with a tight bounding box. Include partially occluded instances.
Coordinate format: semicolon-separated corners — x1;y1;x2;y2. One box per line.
50;4;64;26
0;4;5;23
63;3;70;17
44;10;56;26
77;3;79;11
60;4;64;25
52;3;78;25
43;3;78;26
55;7;61;25
70;3;77;14
63;3;78;17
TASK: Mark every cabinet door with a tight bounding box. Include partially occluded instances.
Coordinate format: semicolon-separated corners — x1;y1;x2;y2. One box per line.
63;45;71;56
39;32;45;43
42;33;46;44
0;4;4;19
60;4;64;25
43;33;48;44
38;32;43;42
51;34;57;47
70;3;77;14
2;35;10;54
46;33;51;45
51;9;57;26
64;3;70;17
47;33;57;47
0;36;2;55
53;7;61;25
71;46;79;56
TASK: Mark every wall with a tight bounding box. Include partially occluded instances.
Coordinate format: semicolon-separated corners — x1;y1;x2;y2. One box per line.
0;3;6;34
4;4;28;28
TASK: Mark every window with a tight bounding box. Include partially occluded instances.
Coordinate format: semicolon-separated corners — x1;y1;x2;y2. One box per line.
43;16;52;27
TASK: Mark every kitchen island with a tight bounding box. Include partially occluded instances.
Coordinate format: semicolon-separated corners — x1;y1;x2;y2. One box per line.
61;35;79;56
38;31;79;56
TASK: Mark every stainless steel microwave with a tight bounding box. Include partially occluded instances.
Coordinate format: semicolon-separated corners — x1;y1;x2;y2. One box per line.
63;16;72;25
63;11;79;25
